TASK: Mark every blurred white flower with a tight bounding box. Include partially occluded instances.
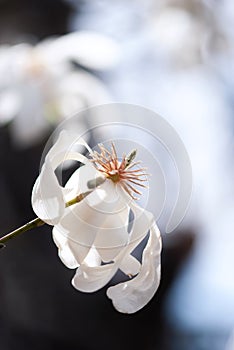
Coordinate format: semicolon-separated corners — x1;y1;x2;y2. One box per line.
31;131;161;313
0;31;120;147
149;7;206;67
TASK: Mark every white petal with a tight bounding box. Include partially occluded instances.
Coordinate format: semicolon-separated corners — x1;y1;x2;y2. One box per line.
64;162;101;200
46;130;90;168
53;227;79;269
10;84;49;147
86;180;122;211
90;181;130;261
71;205;156;294
52;187;118;264
46;130;73;161
107;223;162;314
119;254;141;276
53;177;127;264
32;131;92;224
113;204;155;277
72;261;118;293
71;219;150;294
0;90;21;125
83;246;101;267
53;216;95;264
117;186;154;244
41;31;121;70
128;201;155;246
94;215;129;262
56;71;112;115
31;161;64;225
64;180;125;235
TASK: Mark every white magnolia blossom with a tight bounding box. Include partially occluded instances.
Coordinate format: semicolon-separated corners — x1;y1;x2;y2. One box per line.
0;31;119;146
31;131;161;313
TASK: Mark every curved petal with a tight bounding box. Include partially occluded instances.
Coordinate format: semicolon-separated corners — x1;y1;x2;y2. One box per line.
32;131;93;224
117;185;155;244
128;201;155;247
91;181;130;261
31;161;64;225
53;212;96;264
52;183;120;264
47;130;90;169
116;203;155;277
83;246;101;267
46;130;74;161
53;175;128;264
94;216;129;262
70;218;148;294
72;261;118;293
71;203;156;294
64;162;101;200
107;223;162;314
40;31;121;70
53;229;102;269
115;201;156;277
53;227;79;269
119;254;141;276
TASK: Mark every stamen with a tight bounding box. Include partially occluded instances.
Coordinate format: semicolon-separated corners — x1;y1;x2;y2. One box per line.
125;149;137;168
121;182;138;200
124;176;147;182
119;154;126;170
125;161;142;170
127;179;147;188
90;143;148;200
125;183;142;195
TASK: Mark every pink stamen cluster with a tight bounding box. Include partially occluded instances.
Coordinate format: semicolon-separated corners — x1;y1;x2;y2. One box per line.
91;143;148;199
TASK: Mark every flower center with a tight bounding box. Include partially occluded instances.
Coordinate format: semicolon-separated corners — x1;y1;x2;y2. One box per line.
90;143;148;200
108;170;120;183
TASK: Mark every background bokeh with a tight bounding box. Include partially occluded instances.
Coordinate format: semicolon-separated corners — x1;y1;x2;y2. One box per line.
0;0;234;349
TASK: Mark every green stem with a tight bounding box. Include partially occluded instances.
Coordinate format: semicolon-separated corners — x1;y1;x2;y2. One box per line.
65;190;92;207
0;187;98;247
0;218;44;245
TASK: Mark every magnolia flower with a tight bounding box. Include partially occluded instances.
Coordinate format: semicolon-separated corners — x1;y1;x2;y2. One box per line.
32;131;161;313
0;31;119;146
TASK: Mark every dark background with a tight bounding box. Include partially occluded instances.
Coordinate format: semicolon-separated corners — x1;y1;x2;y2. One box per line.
0;0;233;349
